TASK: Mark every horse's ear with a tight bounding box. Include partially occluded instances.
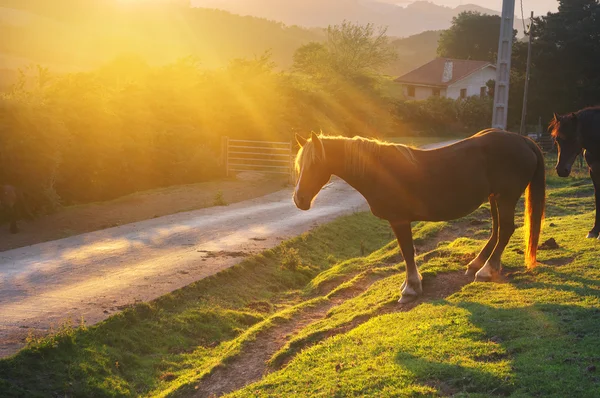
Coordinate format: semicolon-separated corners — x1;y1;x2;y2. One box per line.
296;133;307;148
311;132;325;158
553;112;560;121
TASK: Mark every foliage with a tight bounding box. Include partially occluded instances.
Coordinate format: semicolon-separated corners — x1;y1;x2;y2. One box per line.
289;21;399;140
437;11;516;62
281;247;302;271
0;46;402;210
326;22;397;78
293;21;397;82
514;0;600;126
396;95;493;136
213;191;227;207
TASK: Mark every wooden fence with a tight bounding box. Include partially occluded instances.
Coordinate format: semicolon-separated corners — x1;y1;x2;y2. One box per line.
222;137;295;182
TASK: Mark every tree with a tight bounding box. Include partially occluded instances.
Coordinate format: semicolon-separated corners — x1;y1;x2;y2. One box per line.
326;21;397;76
292;42;330;78
516;0;600;124
293;21;396;80
437;11;516;62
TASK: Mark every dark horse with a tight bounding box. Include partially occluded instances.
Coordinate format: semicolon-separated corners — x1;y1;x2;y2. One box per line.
294;130;545;303
0;185;19;234
551;106;600;238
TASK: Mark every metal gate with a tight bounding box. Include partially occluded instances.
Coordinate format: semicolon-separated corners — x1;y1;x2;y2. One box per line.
222;137;294;181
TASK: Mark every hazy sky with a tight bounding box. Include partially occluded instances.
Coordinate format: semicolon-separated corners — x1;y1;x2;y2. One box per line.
403;0;558;15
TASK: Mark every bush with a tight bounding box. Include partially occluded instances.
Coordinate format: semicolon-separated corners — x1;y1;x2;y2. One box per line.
396;95;493;136
0;51;400;212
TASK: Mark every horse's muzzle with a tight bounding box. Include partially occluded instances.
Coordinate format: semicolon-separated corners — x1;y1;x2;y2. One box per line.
556;166;571;178
293;194;311;211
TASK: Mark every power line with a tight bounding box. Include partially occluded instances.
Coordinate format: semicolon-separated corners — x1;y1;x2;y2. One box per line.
520;0;528;34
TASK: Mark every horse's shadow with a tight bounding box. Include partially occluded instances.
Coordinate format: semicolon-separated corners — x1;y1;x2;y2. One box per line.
394;298;600;396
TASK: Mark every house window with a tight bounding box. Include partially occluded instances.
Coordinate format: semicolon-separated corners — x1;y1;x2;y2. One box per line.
432;88;441;97
460;88;467;99
480;87;487;98
407;86;415;97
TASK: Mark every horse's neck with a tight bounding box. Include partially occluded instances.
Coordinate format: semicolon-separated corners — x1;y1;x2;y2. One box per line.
578;109;600;147
326;142;415;196
323;140;361;191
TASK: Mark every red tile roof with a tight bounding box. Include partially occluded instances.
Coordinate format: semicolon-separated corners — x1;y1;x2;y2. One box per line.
395;58;495;87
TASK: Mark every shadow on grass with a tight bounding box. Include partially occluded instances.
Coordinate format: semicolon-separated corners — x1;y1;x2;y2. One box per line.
394;350;512;397
454;301;600;397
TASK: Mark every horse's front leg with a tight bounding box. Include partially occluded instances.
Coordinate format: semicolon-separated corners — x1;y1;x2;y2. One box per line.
587;167;600;239
390;221;422;304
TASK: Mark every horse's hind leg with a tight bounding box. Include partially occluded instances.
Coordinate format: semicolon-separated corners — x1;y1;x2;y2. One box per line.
467;194;499;277
587;168;600;239
391;221;422;304
475;196;518;282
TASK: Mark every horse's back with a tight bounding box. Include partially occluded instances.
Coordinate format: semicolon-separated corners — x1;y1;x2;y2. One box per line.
424;129;541;194
445;129;539;159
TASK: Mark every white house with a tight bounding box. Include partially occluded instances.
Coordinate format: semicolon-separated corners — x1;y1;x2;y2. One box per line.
395;58;497;101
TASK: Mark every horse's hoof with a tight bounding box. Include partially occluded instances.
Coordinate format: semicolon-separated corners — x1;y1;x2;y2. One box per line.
465;267;479;278
587;232;599;239
474;273;495;283
474;264;501;283
398;294;418;304
400;274;423;293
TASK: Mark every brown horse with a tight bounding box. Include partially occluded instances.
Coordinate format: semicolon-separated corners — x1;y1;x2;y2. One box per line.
550;107;600;238
0;185;19;234
293;130;545;303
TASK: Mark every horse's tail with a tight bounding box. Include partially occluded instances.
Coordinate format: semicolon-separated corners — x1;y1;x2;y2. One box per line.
524;139;546;268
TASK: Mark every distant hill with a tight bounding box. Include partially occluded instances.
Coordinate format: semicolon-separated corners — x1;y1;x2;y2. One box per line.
0;3;323;79
386;30;442;76
0;1;454;90
192;0;524;38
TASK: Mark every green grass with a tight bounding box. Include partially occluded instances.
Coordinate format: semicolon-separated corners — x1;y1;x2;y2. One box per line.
228;165;600;398
0;212;392;397
2;158;600;397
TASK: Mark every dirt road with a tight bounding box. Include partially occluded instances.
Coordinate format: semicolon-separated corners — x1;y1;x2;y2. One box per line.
0;139;458;357
0;180;367;357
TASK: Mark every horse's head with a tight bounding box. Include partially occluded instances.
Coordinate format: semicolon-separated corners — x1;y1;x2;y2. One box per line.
293;132;331;211
550;112;581;177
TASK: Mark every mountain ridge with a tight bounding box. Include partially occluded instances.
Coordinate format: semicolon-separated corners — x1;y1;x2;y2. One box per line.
191;0;523;37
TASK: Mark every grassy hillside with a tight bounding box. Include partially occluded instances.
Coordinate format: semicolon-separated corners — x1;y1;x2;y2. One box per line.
1;156;599;397
231;159;600;398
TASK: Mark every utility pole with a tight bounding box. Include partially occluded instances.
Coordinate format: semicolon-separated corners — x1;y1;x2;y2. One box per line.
519;11;534;136
491;0;516;130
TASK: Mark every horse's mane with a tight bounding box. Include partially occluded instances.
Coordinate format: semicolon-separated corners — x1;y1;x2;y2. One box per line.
549;117;560;138
295;134;416;177
550;106;600;138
